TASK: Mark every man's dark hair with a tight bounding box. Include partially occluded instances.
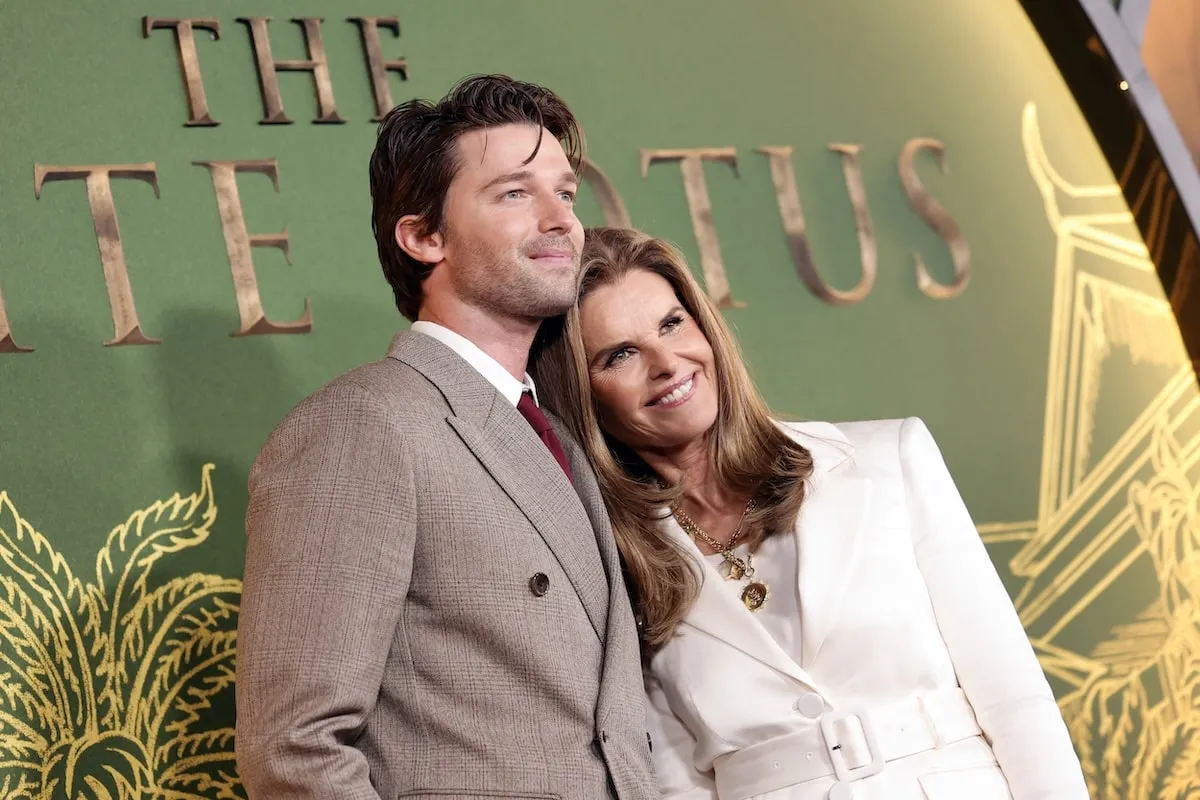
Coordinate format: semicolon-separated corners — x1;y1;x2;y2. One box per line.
369;74;584;321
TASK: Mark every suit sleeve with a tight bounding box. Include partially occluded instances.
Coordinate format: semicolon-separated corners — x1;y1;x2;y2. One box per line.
899;416;1089;799
645;673;719;799
236;382;417;800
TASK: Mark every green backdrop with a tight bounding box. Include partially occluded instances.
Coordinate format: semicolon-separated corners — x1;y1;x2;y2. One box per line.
1;1;1196;797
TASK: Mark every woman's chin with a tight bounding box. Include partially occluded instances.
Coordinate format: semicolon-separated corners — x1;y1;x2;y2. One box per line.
638;424;713;456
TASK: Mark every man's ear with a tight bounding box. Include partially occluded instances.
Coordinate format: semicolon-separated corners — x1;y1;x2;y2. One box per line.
396;215;445;265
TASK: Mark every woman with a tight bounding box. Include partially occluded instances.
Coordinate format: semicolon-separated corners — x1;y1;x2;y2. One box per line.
531;227;1088;799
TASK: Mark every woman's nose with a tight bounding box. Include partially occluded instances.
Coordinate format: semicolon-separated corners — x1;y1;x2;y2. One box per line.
646;346;678;379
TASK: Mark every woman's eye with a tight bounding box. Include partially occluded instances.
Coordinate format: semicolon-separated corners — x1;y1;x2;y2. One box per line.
606;348;631;368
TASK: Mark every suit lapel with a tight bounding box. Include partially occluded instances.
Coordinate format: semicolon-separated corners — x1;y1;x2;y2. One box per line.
664;421;873;691
780;422;873;667
389;332;610;642
663;515;825;692
553;416;619;584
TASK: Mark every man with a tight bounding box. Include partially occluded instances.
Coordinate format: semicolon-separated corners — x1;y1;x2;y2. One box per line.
235;75;656;800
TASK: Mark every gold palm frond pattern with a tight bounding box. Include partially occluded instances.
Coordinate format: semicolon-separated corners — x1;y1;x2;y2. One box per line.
975;103;1200;799
0;465;243;800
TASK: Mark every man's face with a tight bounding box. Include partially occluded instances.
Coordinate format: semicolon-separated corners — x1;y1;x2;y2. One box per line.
436;123;584;322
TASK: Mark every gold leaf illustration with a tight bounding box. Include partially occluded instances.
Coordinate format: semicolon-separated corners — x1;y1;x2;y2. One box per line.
1102;679;1147;798
0;576;59;748
1128;716;1200;799
89;465;217;734
40;730;150;800
136;585;238;752
0;491;100;736
158;728;240;800
0;466;244;799
0;771;38;800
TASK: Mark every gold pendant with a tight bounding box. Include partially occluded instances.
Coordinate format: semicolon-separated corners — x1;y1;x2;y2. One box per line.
742;581;769;612
724;560;745;581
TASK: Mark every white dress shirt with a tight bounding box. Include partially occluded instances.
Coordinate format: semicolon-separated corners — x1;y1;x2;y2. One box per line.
410;321;539;407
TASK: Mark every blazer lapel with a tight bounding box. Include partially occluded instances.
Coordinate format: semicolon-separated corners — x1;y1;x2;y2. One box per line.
389;332;610;642
552;416;619;585
780;422;873;667
662;515;826;693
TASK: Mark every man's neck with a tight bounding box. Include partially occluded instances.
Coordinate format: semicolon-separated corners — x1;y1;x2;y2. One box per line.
417;303;539;381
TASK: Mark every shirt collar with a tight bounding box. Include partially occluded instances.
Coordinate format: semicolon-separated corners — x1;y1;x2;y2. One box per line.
410;321;539;407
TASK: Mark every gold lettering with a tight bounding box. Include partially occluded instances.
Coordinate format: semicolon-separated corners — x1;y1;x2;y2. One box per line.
580;157;632;228
757;145;877;306
33;164;161;346
194;159;312;336
0;282;33;354
899;138;971;299
348;16;408;122
143;17;221;127
238;17;344;125
640;147;743;308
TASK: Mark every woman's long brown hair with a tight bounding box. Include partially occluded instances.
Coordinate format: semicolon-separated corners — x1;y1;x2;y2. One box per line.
531;227;813;649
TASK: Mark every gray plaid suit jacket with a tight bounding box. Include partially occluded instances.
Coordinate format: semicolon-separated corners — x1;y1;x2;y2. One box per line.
235;331;656;800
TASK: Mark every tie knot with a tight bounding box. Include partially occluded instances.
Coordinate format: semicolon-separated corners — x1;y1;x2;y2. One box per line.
517;392;552;435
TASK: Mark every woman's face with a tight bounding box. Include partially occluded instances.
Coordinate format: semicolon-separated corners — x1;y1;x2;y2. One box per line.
579;269;719;456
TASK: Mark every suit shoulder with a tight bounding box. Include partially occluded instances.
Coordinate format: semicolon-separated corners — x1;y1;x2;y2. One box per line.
777;417;912;446
302;357;445;414
262;356;447;447
781;417;935;466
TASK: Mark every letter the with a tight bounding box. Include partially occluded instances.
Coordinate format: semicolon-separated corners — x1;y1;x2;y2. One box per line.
143;17;222;126
0;281;33;353
348;17;408;121
193;159;312;336
640;147;743;308
33;164;162;346
899;138;971;299
757;145;877;306
581;157;632;228
238;17;344;124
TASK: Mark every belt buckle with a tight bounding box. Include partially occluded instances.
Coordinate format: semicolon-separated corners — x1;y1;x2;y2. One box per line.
818;707;884;783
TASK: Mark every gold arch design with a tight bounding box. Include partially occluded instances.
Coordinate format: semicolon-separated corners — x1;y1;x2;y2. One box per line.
975;102;1200;799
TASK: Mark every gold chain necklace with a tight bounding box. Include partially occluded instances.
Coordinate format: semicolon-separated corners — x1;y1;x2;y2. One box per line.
672;499;769;612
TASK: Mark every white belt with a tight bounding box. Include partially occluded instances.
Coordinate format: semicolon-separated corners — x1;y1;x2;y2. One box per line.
712;688;984;800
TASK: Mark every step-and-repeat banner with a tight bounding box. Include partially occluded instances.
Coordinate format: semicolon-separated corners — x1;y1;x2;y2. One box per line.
1;1;1196;797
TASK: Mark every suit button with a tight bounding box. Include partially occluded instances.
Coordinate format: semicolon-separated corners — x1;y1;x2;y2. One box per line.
529;573;550;596
794;693;825;719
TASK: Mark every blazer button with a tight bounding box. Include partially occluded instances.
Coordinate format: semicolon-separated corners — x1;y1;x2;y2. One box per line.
794;692;825;719
529;573;551;596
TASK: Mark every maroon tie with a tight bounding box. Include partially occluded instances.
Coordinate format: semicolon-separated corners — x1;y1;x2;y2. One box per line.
516;392;574;484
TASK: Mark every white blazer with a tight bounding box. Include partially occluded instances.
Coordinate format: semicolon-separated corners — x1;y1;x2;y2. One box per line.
645;418;1088;800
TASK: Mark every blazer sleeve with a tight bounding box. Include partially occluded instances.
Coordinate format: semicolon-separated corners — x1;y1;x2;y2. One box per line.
645;673;719;799
235;382;417;800
899;416;1089;799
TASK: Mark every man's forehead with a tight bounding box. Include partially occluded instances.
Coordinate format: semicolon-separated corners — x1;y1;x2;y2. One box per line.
455;124;568;174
